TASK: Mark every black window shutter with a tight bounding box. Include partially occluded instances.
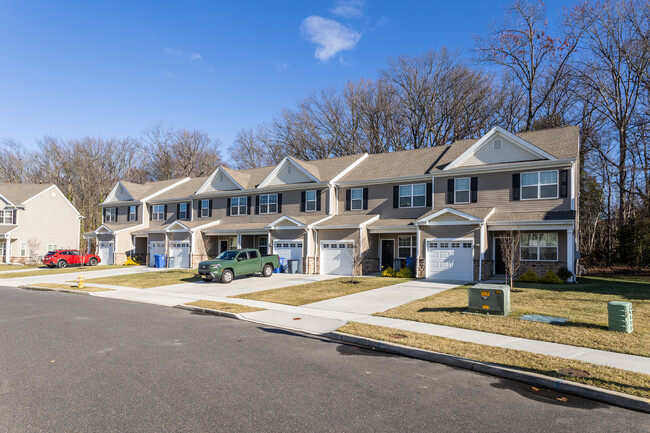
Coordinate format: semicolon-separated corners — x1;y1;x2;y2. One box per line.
187;202;191;220
177;203;180;219
559;170;568;198
126;207;129;222
363;188;369;210
393;186;399;208
426;182;432;207
163;204;167;220
209;199;213;217
277;194;282;213
103;208;106;222
255;195;260;214
115;207;118;219
470;177;478;203
247;196;252;215
13;211;17;225
316;191;321;211
136;206;139;221
512;173;520;201
226;198;231;216
197;201;201;218
346;189;351;211
300;191;306;212
149;206;152;221
446;179;454;204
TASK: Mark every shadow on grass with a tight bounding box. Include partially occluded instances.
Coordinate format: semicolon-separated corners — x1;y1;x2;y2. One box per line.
516;277;649;301
417;306;467;314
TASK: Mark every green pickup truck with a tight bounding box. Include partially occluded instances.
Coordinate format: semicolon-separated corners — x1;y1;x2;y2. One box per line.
197;249;281;283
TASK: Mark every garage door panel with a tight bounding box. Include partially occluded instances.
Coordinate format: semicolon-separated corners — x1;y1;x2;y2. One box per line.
320;242;353;275
274;241;303;273
149;242;165;267
426;240;473;282
169;242;190;268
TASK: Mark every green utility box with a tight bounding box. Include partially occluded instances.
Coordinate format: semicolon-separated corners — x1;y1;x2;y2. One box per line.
607;301;633;333
467;284;511;316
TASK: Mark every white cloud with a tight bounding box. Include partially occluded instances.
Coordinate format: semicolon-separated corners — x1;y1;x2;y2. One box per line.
190;52;202;61
300;16;362;61
164;47;202;62
330;0;365;19
275;61;289;71
164;46;183;56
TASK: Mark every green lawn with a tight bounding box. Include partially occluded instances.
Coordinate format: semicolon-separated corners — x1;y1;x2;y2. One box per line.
0;265;132;279
339;322;650;398
85;269;199;288
232;277;410;306
375;276;649;357
0;264;42;271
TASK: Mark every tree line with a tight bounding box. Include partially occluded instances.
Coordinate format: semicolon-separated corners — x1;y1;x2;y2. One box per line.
1;0;648;267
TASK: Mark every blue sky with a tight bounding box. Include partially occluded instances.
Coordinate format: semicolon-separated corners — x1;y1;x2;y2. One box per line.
0;0;571;154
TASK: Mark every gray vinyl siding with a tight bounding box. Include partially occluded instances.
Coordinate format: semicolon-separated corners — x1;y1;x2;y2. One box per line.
338;182;432;219
317;229;358;243
434;168;572;212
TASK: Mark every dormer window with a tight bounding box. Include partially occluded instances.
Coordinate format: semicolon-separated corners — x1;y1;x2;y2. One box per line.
287;166;292;174
493;139;503;150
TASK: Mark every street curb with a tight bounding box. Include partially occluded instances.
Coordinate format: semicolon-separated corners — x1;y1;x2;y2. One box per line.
324;332;650;414
19;285;93;296
174;304;246;320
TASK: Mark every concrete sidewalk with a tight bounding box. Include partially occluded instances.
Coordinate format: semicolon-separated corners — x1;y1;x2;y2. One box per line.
12;270;650;376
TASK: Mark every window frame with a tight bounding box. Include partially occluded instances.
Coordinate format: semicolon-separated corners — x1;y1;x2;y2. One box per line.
305;190;317;212
178;203;188;220
454;177;471;204
47;244;58;252
128;205;137;222
104;207;117;223
259;194;278;214
397;235;417;259
258;236;268;255
350;188;363;211
230;197;248;216
0;209;13;225
20;242;27;257
520;170;559;200
200;200;210;217
152;205;165;221
520;233;559;261
398;183;426;208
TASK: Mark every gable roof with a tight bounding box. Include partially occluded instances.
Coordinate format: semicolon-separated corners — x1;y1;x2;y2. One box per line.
0;183;53;205
337;125;579;182
116;178;188;201
152;176;209;202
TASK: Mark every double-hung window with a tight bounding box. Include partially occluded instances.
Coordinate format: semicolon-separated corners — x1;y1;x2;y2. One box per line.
0;209;13;224
104;208;117;223
178;203;188;220
128;205;137;222
521;170;558;200
200;200;210;217
398;235;417;258
231;197;247;216
47;244;58;252
20;242;27;257
259;194;277;214
305;190;317;212
520;233;558;261
152;205;165;221
399;184;426;208
454;178;470;204
350;188;363;211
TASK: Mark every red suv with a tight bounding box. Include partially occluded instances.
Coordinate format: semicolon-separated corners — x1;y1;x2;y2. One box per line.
43;249;101;268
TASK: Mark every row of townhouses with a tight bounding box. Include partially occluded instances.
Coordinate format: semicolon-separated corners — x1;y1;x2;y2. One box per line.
0;183;81;262
85;126;580;282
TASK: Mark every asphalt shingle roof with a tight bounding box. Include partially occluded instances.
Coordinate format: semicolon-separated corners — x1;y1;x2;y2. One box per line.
0;183;53;204
490;210;576;222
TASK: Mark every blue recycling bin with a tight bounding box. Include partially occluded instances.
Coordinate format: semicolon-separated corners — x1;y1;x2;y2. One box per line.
154;254;166;268
274;257;285;273
406;256;416;268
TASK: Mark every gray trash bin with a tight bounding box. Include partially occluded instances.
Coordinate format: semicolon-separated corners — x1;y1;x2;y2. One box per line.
287;259;299;274
393;259;402;271
168;256;175;269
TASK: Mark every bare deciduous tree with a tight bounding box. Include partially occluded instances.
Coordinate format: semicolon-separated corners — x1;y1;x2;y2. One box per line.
500;230;521;290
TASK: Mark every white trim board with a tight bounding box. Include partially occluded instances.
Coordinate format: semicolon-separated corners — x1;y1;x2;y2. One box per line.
257;156;320;189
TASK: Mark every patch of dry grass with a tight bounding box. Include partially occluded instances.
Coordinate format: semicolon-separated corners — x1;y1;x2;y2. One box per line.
185;300;264;314
0;265;129;279
339;322;650;398
0;264;41;271
376;276;649;357
232;277;410;306
28;283;113;292
86;269;200;288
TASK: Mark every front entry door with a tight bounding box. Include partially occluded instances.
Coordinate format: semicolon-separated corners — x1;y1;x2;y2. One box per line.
220;240;228;254
381;240;394;270
494;238;506;274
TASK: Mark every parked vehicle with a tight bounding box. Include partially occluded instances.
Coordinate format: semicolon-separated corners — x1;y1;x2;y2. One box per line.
43;249;101;268
198;249;280;283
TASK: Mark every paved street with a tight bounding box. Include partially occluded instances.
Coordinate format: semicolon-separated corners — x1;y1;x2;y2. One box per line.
0;285;647;433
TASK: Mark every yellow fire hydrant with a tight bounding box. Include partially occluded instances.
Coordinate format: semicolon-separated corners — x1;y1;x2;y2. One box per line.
77;274;84;289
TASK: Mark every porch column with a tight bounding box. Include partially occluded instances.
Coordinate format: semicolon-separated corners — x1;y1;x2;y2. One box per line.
86;237;91;254
165;233;169;268
415;226;421;278
478;222;486;282
567;227;575;282
236;234;242;249
266;229;272;253
4;236;10;263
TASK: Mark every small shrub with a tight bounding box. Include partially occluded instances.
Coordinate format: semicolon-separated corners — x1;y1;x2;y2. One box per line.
540;270;563;284
556;266;573;282
382;267;396;277
396;267;413;278
518;269;539;283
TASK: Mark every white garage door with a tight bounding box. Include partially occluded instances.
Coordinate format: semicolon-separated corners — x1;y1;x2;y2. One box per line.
169;242;190;268
320;242;353;275
149;242;165;267
98;241;114;265
426;240;473;282
274;241;303;273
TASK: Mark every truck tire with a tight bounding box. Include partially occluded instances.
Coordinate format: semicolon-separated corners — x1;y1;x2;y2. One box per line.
220;269;234;284
262;264;273;277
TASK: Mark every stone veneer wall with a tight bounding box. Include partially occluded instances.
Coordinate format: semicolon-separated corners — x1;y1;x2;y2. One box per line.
192;254;207;269
114;253;127;265
518;261;567;278
361;258;380;275
474;259;494;281
305;256;315;274
417;258;426;278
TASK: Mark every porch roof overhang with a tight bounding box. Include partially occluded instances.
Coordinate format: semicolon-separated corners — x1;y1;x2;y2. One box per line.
313;214;379;230
202;222;269;235
487;220;575;231
0;225;18;237
415;207;495;226
367;218;417;233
